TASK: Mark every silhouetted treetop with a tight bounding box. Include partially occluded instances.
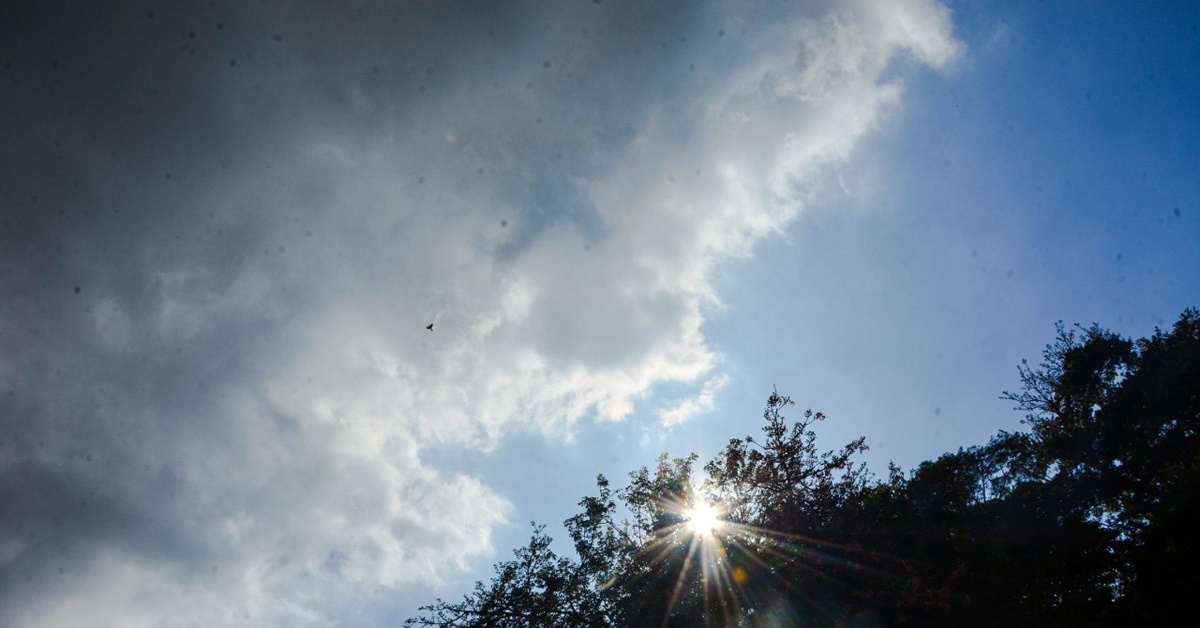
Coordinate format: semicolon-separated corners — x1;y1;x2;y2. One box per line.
409;308;1200;627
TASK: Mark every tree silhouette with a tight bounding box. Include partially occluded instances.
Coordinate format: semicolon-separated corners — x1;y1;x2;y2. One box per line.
404;524;606;627
408;308;1200;627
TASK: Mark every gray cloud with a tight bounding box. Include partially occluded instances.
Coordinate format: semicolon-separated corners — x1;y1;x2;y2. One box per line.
0;0;958;624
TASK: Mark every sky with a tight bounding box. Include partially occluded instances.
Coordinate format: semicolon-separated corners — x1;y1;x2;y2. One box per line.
1;1;1197;626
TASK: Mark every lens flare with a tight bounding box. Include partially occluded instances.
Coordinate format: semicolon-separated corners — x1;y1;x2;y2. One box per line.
634;481;900;625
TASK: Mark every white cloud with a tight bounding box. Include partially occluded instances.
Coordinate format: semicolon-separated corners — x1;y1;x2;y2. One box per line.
659;373;731;426
0;1;960;624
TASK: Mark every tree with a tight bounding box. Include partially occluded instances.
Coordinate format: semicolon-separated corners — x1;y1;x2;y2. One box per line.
704;390;870;529
408;309;1200;627
408;396;873;627
404;523;606;627
1003;308;1200;622
699;390;875;625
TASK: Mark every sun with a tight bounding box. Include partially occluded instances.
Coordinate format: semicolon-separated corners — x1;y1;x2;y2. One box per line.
685;501;723;536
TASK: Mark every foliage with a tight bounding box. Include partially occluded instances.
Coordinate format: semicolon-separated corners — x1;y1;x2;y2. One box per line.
704;390;870;528
403;524;606;628
1002;309;1200;622
408;309;1200;627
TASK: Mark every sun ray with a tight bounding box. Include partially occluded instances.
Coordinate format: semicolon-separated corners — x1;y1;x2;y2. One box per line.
620;476;919;627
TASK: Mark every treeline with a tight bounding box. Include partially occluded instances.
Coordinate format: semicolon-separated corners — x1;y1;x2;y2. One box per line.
407;309;1200;627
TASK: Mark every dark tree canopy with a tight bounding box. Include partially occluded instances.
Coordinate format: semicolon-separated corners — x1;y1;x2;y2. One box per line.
408;308;1200;627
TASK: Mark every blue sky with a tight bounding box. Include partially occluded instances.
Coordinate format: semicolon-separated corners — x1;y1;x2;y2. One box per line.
1;1;1197;625
438;0;1200;615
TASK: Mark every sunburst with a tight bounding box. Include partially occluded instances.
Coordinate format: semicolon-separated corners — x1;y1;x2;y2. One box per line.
685;501;724;536
631;490;896;627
